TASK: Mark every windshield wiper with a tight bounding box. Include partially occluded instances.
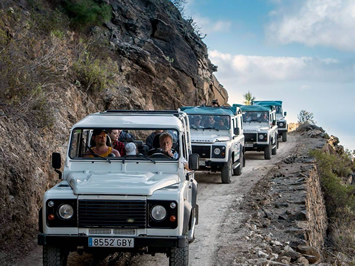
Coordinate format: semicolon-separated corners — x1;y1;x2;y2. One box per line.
121;154;156;164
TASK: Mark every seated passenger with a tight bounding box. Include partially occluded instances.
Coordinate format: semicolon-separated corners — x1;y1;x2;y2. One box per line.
215;118;228;130
260;113;269;122
159;132;178;159
125;142;137;156
85;129;120;158
108;129;125;156
191;116;203;129
146;130;163;149
204;116;215;128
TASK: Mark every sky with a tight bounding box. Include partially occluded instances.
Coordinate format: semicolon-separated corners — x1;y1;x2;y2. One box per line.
183;0;355;151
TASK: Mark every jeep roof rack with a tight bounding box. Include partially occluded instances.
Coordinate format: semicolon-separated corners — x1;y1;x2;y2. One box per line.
103;110;180;115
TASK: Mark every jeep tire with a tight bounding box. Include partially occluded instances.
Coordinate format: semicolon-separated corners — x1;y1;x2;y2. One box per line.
282;132;287;142
272;138;277;155
169;237;189;266
233;152;243;176
43;246;68;266
264;143;271;160
221;157;232;183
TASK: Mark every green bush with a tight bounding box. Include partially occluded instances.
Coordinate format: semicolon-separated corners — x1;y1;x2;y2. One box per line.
62;0;112;29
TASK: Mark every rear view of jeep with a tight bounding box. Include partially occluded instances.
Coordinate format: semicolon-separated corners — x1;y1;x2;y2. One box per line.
38;110;199;266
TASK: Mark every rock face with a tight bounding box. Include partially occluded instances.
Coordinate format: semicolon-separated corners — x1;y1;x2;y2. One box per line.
0;0;228;258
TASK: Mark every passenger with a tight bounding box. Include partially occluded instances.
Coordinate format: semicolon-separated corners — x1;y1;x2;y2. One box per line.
159;132;178;159
146;130;164;149
260;113;269;122
215;118;228;130
86;129;120;157
204;116;215;128
108;129;125;156
119;130;135;141
212;99;220;107
191;115;203;129
125;142;137;156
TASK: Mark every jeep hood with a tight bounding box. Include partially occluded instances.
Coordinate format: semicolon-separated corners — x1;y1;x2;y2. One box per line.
243;124;270;132
67;172;179;195
191;134;230;143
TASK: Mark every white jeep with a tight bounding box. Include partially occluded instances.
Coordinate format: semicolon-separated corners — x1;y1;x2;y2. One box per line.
253;100;288;142
181;106;245;184
38;110;199;266
237;104;279;160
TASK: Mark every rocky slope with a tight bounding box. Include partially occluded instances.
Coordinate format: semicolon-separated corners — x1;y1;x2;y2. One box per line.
0;0;227;258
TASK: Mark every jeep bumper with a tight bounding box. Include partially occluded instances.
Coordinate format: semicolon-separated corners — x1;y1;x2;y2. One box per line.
38;233;187;251
245;143;268;151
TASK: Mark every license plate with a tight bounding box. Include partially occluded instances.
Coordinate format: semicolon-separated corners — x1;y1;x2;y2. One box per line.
245;143;254;148
199;160;206;166
88;237;134;248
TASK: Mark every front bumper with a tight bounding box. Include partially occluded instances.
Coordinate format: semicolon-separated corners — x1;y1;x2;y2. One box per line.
38;233;187;251
245;143;268;151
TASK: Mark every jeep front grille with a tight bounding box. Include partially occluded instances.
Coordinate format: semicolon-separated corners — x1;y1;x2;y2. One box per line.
192;145;211;158
244;133;257;142
78;200;146;228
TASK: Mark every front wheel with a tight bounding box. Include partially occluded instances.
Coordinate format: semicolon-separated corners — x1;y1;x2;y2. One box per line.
282;132;288;142
43;246;68;266
221;157;232;183
264;143;271;160
169;238;189;266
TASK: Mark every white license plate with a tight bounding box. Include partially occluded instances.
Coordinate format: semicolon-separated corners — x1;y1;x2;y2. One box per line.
199;160;206;166
88;237;134;248
245;143;254;148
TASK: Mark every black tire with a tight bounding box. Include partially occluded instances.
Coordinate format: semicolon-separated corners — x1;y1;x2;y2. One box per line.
233;152;243;176
169;238;189;266
272;138;277;155
282;132;287;142
221;157;232;183
43;246;68;266
264;143;271;160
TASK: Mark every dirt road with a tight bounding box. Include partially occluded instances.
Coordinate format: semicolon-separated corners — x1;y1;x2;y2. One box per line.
14;135;297;266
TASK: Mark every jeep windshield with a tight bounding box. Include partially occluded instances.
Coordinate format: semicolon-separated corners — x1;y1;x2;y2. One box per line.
68;128;179;161
242;111;269;123
188;115;230;130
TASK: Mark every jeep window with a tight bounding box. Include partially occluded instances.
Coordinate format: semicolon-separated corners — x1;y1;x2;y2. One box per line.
68;128;180;161
243;112;269;123
188;115;230;130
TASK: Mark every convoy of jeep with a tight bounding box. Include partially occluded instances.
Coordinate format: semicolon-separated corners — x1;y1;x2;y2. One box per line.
38;110;199;266
180;105;245;184
235;104;279;160
38;101;288;265
253;100;288;142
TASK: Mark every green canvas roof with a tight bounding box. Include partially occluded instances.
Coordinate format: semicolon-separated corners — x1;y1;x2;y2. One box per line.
252;100;282;106
234;104;270;112
180;106;237;116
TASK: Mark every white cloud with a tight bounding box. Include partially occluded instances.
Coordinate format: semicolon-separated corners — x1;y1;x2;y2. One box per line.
191;15;231;34
266;0;355;51
209;50;354;84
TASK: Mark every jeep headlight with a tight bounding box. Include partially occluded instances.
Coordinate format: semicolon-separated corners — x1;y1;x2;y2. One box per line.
279;122;284;127
58;204;74;220
151;205;167;221
213;147;221;155
259;134;264;140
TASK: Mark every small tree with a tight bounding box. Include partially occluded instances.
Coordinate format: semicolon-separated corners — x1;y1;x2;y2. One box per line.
298;110;316;124
243;91;255;105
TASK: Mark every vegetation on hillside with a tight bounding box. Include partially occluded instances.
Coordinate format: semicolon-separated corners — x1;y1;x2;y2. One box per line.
310;149;355;263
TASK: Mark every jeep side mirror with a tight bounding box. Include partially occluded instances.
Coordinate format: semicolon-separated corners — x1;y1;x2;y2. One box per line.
234;128;240;136
284;111;287;116
272;120;276;126
189;153;199;170
52;152;62;179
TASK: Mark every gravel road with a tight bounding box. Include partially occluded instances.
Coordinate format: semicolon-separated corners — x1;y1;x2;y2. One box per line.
14;135;297;266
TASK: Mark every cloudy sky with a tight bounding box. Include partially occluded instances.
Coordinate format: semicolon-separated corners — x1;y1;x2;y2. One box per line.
184;0;355;151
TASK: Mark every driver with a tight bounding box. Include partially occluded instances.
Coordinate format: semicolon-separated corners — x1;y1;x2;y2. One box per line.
159;132;178;159
85;129;120;157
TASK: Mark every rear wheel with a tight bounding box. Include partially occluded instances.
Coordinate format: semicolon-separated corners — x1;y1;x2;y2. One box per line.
169;237;189;266
233;152;243;176
43;246;68;266
282;132;288;142
221;157;232;183
264;143;271;160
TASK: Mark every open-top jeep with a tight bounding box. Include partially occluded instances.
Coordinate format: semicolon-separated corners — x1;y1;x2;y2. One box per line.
180;106;245;184
236;104;278;160
38;110;199;266
253;100;288;142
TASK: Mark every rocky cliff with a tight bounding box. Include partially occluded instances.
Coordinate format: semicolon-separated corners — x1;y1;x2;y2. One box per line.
0;0;227;255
